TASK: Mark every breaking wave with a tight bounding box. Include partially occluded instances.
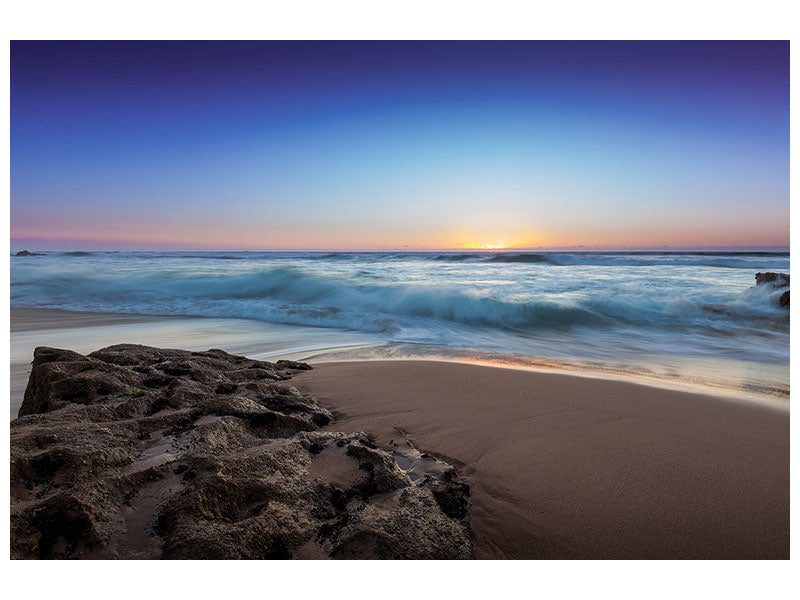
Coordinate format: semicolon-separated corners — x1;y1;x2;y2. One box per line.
10;262;789;337
10;266;613;332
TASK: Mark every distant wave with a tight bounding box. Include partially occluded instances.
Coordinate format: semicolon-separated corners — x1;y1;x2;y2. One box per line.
486;253;556;264
431;252;557;264
548;254;789;269
605;251;789;257
141;254;247;260
310;253;357;260
25;250;788;270
432;253;485;261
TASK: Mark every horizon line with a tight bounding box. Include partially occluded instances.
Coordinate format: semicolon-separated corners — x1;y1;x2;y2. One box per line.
10;244;791;254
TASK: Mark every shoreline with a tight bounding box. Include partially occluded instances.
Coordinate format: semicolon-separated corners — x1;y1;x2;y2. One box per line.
293;360;790;559
10;307;188;332
10;307;789;411
302;345;789;410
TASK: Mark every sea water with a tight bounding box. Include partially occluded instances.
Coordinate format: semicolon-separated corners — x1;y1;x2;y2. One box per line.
10;250;790;402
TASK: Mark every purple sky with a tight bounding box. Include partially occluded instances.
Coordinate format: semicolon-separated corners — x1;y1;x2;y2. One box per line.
11;41;789;250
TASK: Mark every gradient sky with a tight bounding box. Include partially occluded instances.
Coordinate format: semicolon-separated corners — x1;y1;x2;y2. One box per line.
10;41;789;250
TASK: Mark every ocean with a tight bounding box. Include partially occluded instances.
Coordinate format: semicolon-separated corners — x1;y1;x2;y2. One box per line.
10;250;790;402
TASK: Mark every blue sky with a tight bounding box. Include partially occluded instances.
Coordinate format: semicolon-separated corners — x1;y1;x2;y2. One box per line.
11;41;789;250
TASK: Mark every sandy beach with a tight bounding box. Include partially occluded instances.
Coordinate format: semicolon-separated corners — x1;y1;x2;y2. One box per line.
294;361;789;559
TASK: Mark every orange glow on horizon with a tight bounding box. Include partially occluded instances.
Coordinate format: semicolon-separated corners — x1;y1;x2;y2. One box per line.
10;221;790;252
456;236;538;251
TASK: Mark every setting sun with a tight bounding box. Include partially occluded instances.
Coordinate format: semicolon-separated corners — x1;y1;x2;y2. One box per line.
458;240;513;250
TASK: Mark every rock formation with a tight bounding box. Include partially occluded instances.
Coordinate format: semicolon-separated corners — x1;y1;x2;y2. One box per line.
11;345;471;559
13;250;46;256
755;272;790;307
755;272;789;287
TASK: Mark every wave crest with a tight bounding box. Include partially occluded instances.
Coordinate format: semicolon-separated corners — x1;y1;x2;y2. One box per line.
486;253;556;264
11;261;790;342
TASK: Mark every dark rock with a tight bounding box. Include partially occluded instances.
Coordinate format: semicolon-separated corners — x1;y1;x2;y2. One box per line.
276;359;313;370
428;481;471;520
755;272;790;309
320;485;470;559
755;272;789;288
215;382;238;395
14;250;46;256
10;345;471;559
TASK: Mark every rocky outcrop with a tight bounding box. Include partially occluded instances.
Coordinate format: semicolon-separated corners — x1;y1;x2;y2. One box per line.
13;250;46;256
11;345;471;559
755;272;789;287
755;272;790;307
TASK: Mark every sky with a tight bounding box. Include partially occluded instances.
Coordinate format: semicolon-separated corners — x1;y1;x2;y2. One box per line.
10;41;789;251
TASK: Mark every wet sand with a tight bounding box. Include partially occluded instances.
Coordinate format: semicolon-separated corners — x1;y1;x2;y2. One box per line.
293;360;790;559
10;308;182;333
